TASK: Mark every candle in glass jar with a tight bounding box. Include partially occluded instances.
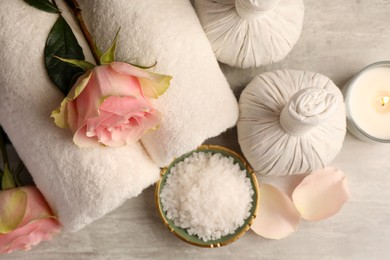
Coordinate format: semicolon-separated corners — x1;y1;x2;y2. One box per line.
344;62;390;142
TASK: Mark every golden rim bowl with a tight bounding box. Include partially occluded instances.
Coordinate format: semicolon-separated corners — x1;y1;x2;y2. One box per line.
155;145;260;248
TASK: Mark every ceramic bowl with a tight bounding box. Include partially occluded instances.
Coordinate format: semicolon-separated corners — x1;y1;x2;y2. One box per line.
155;145;259;248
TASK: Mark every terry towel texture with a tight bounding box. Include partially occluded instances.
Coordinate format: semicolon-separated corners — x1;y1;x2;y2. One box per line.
0;0;160;231
79;0;239;167
0;0;238;231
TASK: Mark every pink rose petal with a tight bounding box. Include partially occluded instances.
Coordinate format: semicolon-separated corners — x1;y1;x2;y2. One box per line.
1;218;60;254
110;62;171;98
141;110;161;131
73;125;100;148
51;62;169;147
0;187;61;254
50;72;92;129
93;65;142;98
67;71;92;100
66;101;79;133
98;128;126;147
19;187;57;226
251;184;301;240
86;110;114;137
74;72;103;120
292;167;351;221
99;96;151;116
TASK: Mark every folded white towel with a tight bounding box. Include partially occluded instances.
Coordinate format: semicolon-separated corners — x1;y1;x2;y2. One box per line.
0;0;238;231
79;0;239;167
0;0;159;231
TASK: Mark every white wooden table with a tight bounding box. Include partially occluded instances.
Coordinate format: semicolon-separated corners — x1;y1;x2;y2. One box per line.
7;0;390;259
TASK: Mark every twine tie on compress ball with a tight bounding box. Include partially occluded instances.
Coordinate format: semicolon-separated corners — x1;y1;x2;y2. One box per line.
235;0;280;20
279;88;338;136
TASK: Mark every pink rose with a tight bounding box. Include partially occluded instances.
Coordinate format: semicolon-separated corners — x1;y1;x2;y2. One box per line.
51;62;171;147
0;186;61;254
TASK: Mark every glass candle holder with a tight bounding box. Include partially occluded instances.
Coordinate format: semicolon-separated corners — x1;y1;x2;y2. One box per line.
343;61;390;143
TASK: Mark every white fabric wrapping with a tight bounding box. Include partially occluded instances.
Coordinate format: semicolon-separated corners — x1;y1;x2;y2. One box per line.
238;70;346;176
194;0;304;68
279;87;338;136
0;0;160;231
78;0;239;167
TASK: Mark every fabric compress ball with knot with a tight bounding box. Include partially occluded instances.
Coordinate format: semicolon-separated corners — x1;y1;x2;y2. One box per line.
194;0;304;68
237;70;346;176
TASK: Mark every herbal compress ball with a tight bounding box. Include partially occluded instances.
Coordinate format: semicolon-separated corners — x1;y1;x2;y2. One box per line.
194;0;304;68
238;70;346;176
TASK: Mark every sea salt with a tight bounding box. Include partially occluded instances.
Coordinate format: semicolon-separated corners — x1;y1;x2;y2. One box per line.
160;152;254;242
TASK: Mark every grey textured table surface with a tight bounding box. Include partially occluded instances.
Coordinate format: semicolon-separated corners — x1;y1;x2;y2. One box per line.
5;0;390;259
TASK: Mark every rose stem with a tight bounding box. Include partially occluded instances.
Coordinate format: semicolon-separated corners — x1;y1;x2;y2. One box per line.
62;0;101;65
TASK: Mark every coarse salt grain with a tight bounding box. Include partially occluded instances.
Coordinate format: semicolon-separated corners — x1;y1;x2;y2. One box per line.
160;152;254;242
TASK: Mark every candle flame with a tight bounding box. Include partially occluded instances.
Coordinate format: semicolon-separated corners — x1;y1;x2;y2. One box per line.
381;96;390;107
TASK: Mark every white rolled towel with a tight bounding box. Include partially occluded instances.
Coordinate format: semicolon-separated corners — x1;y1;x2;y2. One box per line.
0;0;160;232
0;0;238;231
78;0;239;167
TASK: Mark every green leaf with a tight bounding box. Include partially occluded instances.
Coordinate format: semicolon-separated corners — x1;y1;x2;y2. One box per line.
0;189;27;234
45;16;85;96
54;56;95;71
14;162;24;177
93;41;103;60
2;164;15;190
24;0;60;13
100;28;120;65
13;162;25;187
